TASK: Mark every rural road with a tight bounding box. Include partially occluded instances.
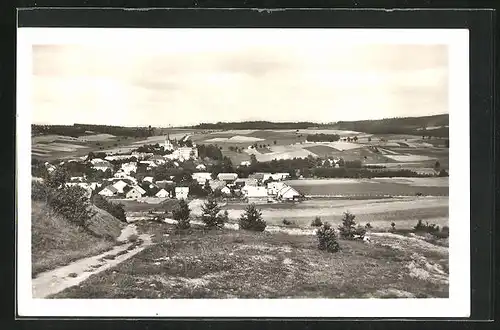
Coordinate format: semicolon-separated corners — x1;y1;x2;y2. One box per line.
32;224;153;299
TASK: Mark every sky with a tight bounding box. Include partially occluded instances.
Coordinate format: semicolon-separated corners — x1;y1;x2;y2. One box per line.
31;31;449;127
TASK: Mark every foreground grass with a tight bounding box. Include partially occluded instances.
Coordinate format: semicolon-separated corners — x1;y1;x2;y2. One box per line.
32;201;122;277
52;221;448;299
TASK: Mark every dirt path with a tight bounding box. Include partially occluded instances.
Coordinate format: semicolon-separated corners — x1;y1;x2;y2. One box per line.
32;224;153;299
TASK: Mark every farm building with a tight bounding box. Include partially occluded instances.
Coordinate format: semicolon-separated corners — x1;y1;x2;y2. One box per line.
267;182;287;196
112;180;129;193
217;173;238;183
175;187;190;200
155;188;169;198
277;186;302;201
125;185;146;199
245;186;268;203
192;172;212;185
234;178;258;187
98;185;118;197
92;160;113;172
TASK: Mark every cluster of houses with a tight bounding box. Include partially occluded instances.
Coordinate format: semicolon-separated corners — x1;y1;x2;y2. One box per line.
41;135;303;204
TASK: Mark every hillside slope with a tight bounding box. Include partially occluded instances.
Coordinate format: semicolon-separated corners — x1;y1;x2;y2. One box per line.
32;201;124;277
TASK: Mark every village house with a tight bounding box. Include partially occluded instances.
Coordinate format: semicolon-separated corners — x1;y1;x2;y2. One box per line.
125;185;146;199
196;164;207;171
112;180;129;194
234;178;258;188
240;161;251;167
277;185;302;201
143;176;154;184
131;152;154;160
156;180;174;189
113;169;128;179
92;159;114;172
175;187;189;200
70;176;85;182
121;162;138;175
267;181;287;196
217;173;238;183
98;185;118;197
245;186;268;203
155;188;169;198
220;186;231;196
139;160;158;170
192;172;212;185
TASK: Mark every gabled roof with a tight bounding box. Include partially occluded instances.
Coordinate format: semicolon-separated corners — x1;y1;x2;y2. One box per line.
127;185;146;194
103;185;118;193
217;173;238;181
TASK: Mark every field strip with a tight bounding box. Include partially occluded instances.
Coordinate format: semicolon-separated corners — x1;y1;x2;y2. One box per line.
32;225;153;299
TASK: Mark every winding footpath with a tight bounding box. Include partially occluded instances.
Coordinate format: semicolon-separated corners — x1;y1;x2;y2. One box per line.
32;224;153;299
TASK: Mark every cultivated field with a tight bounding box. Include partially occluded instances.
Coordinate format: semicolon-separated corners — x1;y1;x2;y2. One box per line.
285;178;449;196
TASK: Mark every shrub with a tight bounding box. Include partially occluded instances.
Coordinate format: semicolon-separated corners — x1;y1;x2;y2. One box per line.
311;216;323;227
49;185;96;228
282;218;293;226
172;199;191;229
92;194;127;222
32;181;52;201
239;203;266;232
365;223;372;229
316;223;340;253
128;234;138;243
390;222;396;232
338;211;357;240
45;166;70;189
201;198;226;229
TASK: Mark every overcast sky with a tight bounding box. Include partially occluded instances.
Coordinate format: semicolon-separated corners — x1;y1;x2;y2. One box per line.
32;32;449;127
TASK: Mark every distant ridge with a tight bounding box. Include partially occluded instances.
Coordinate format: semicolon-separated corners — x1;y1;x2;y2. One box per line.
181;114;449;137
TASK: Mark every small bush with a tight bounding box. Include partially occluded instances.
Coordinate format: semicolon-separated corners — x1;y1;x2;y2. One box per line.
311;216;323;227
239;203;266;232
128;234;138;243
365;223;372;229
172;199;191;229
390;222;396;232
316;223;340;253
92;194;127;222
282;218;293;226
201;198;226;229
338;211;357;240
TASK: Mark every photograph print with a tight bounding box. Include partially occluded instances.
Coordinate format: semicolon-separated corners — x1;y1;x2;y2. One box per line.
17;27;470;318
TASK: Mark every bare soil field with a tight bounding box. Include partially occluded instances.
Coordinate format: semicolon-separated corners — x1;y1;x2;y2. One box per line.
51;222;448;299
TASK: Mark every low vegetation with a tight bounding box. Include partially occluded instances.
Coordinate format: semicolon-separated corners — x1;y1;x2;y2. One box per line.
52;222;448;299
91;194;127;222
310;216;323;227
31;201;120;277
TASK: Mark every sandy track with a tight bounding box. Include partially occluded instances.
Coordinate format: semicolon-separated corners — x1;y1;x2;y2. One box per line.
32;224;153;299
